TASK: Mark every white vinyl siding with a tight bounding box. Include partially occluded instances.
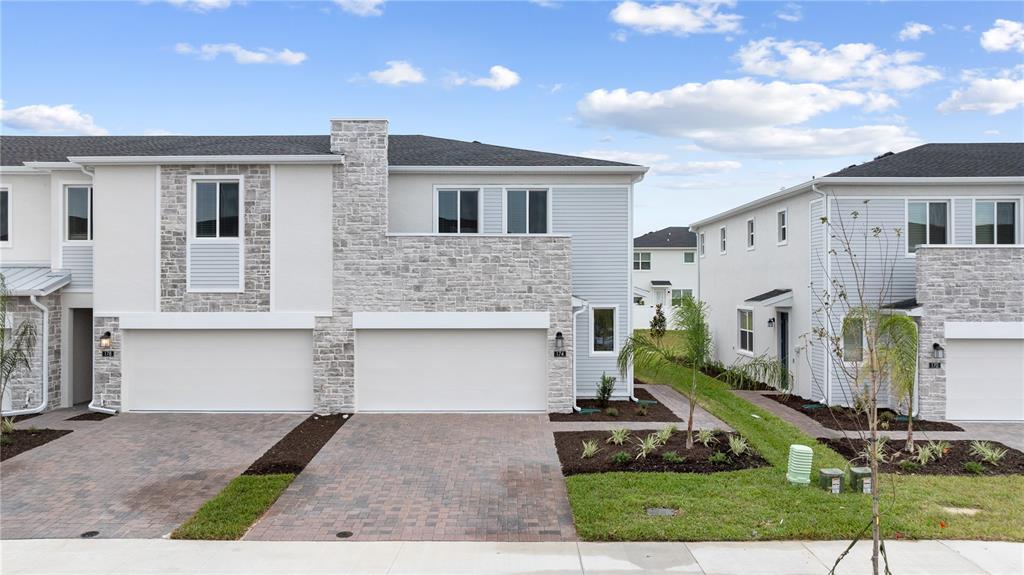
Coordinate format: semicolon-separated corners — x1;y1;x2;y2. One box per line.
62;244;94;291
809;198;827;402
482;187;503;234
188;176;244;293
188;243;243;292
953;198;973;244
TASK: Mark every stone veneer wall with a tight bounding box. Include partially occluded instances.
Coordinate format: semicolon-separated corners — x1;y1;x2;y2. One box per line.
91;316;121;411
915;246;1024;420
3;295;62;412
313;120;574;413
159;165;271;312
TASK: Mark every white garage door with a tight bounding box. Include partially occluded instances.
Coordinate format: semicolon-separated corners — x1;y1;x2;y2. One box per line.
946;339;1024;421
123;329;314;412
355;329;547;412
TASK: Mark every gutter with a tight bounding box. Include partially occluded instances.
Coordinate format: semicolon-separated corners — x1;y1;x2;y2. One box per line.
571;304;588;412
2;296;50;417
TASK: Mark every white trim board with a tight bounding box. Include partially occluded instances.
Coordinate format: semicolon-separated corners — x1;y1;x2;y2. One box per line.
353;311;550;330
945;322;1024;340
118;312;316;330
67;155;344;165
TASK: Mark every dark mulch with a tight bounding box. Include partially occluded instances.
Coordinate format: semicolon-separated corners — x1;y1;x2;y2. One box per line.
549;388;681;422
820;438;1024;476
554;429;767;476
767;393;963;432
243;414;348;476
1;429;73;461
66;412;115;421
9;413;41;423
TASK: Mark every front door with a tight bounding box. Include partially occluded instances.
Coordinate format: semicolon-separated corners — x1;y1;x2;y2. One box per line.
72;308;93;404
778;311;789;389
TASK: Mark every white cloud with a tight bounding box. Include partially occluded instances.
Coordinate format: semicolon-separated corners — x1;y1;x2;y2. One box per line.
368;60;425;85
863;92;898;112
175;42;307;65
448;65;521;91
579;150;742;175
611;30;629;43
334;0;384;17
736;38;941;91
0;101;107;135
980;19;1024;53
610;0;742;36
937;67;1024;115
775;3;801;23
685;125;921;158
529;0;560;7
898;22;933;41
167;0;233;12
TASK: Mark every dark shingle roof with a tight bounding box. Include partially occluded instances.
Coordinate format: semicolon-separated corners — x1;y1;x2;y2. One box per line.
827;144;1024;178
0;134;639;168
634;227;697;248
746;288;792;302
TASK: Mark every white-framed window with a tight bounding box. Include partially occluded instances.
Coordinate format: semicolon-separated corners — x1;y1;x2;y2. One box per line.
683;251;695;264
65;185;93;242
907;200;949;253
590;306;617;355
633;251;651;270
719;226;727;254
699;232;706;257
842;316;864;363
192;180;241;239
505;188;549;234
633;296;644;305
737;308;753;354
777;209;788;245
671;288;693;307
746;218;755;250
0;186;10;246
436;188;480;234
975;200;1018;245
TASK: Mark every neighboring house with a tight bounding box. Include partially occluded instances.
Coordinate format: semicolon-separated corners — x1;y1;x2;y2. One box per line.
691;144;1023;422
632;226;698;330
0;120;647;415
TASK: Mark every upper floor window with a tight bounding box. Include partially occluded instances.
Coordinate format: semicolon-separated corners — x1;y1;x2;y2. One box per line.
737;308;753;354
591;306;616;355
699;232;706;256
719;226;727;254
506;189;548;234
746;218;755;249
907;200;948;253
777;209;788;245
437;189;478;234
194;181;240;239
66;186;93;241
633;251;651;270
0;187;9;245
975;200;1018;245
683;251;695;264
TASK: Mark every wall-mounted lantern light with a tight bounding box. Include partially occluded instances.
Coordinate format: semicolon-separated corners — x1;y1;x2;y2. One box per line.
932;343;945;360
767;318;776;328
99;331;112;349
554;332;566;357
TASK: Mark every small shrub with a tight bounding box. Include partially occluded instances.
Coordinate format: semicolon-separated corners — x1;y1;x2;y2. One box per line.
898;459;920;472
597;372;616;408
727;435;749;457
661;451;684;464
0;434;11;446
649;304;667;339
963;461;985;475
930;440;951;459
970;441;1008;466
635;433;661;460
914;444;938;466
859;436;890;464
581;440;599;459
708;451;730;465
655;425;676;445
879;411;895;431
696;429;718;447
611;451;631;465
1;417;14;434
636;404;649;417
607;428;630;446
604;407;619;417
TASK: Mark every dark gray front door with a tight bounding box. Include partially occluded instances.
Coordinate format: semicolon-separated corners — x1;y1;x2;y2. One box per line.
72;308;93;404
778;311;789;389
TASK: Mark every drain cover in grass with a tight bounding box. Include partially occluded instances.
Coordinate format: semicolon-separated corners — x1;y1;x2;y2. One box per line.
646;507;679;517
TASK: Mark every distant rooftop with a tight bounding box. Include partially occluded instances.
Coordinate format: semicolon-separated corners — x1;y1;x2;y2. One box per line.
634;226;697;248
827;143;1024;178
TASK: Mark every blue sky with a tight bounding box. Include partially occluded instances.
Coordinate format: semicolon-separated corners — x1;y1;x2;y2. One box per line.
2;1;1022;232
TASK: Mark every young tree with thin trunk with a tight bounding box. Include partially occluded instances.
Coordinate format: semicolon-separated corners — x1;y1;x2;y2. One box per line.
673;295;712;449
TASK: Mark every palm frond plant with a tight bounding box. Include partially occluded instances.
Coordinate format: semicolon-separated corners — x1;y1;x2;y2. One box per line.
0;276;38;432
877;314;919;452
672;295;713;449
618;329;693;446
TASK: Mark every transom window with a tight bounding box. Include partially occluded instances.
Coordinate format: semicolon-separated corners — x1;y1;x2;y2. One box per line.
194;181;240;239
777;209;788;244
506;189;548;234
683;251;695;264
671;289;693;307
0;187;9;244
738;309;753;353
592;307;616;354
907;200;948;253
66;186;93;241
719;226;727;253
746;218;755;249
842;317;864;363
437;189;479;234
975;200;1018;245
633;251;651;270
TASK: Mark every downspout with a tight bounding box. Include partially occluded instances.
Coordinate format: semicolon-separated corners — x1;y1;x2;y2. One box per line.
2;296;50;417
810;182;831;405
572;304;586;412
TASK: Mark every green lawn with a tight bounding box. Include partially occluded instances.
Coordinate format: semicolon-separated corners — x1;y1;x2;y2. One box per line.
172;474;295;540
567;337;1024;541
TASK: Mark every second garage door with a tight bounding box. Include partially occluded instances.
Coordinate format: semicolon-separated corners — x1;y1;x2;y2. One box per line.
355;329;548;412
945;338;1024;421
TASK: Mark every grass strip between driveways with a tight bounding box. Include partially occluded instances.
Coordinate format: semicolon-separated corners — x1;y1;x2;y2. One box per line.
565;334;1024;542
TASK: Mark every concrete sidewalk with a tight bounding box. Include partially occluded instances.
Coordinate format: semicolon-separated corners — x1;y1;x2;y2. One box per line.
2;539;1020;574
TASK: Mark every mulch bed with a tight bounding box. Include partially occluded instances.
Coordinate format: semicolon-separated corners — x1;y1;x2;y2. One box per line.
243;413;348;475
66;412;115;421
9;413;41;423
549;388;681;422
1;429;73;462
820;438;1024;476
767;393;963;432
554;429;767;476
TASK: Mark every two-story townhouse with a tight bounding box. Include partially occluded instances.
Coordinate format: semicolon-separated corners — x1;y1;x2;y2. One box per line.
631;226;698;330
0;119;647;416
691;144;1023;422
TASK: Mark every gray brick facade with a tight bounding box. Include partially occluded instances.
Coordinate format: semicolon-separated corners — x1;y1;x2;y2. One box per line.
915;246;1024;419
92;316;121;411
2;295;61;412
313;120;574;414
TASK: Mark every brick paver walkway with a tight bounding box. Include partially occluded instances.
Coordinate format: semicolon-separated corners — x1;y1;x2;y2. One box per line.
245;414;577;542
1;412;303;539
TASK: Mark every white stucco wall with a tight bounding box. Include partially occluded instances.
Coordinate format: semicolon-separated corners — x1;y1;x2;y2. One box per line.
0;173;51;263
272;164;333;314
92;165;159;313
632;247;698;330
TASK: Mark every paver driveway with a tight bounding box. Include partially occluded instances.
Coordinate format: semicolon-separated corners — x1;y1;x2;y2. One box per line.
245;414;577;542
0;411;302;539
